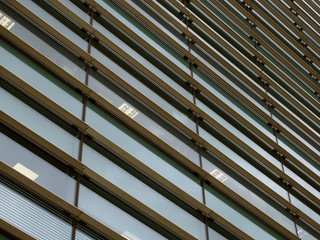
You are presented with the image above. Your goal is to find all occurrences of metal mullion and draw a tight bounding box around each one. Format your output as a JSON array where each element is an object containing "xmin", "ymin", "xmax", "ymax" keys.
[
  {"xmin": 0, "ymin": 45, "xmax": 318, "ymax": 238},
  {"xmin": 262, "ymin": 57, "xmax": 299, "ymax": 236},
  {"xmin": 0, "ymin": 106, "xmax": 198, "ymax": 240},
  {"xmin": 147, "ymin": 0, "xmax": 320, "ymax": 142},
  {"xmin": 72, "ymin": 7, "xmax": 94, "ymax": 240},
  {"xmin": 218, "ymin": 0, "xmax": 320, "ymax": 83},
  {"xmin": 305, "ymin": 0, "xmax": 320, "ymax": 17},
  {"xmin": 0, "ymin": 92, "xmax": 252, "ymax": 240},
  {"xmin": 149, "ymin": 0, "xmax": 320, "ymax": 116},
  {"xmin": 2, "ymin": 2, "xmax": 319, "ymax": 212},
  {"xmin": 183, "ymin": 5, "xmax": 209, "ymax": 239},
  {"xmin": 0, "ymin": 73, "xmax": 298, "ymax": 240},
  {"xmin": 200, "ymin": 0, "xmax": 320, "ymax": 99},
  {"xmin": 291, "ymin": 0, "xmax": 320, "ymax": 31},
  {"xmin": 77, "ymin": 0, "xmax": 320, "ymax": 168},
  {"xmin": 253, "ymin": 0, "xmax": 320, "ymax": 61},
  {"xmin": 178, "ymin": 0, "xmax": 320, "ymax": 129},
  {"xmin": 0, "ymin": 155, "xmax": 125, "ymax": 240},
  {"xmin": 269, "ymin": 0, "xmax": 320, "ymax": 53}
]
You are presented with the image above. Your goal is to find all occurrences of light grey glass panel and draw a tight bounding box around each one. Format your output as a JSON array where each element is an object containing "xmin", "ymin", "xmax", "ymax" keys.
[
  {"xmin": 78, "ymin": 180, "xmax": 167, "ymax": 240},
  {"xmin": 204, "ymin": 184, "xmax": 286, "ymax": 240},
  {"xmin": 128, "ymin": 0, "xmax": 188, "ymax": 51},
  {"xmin": 277, "ymin": 134, "xmax": 320, "ymax": 184},
  {"xmin": 85, "ymin": 102, "xmax": 202, "ymax": 201},
  {"xmin": 290, "ymin": 193, "xmax": 320, "ymax": 224},
  {"xmin": 201, "ymin": 151, "xmax": 295, "ymax": 233},
  {"xmin": 0, "ymin": 178, "xmax": 73, "ymax": 240},
  {"xmin": 208, "ymin": 229, "xmax": 228, "ymax": 240},
  {"xmin": 0, "ymin": 130, "xmax": 76, "ymax": 203},
  {"xmin": 208, "ymin": 226, "xmax": 229, "ymax": 240},
  {"xmin": 82, "ymin": 141, "xmax": 206, "ymax": 239},
  {"xmin": 0, "ymin": 2, "xmax": 86, "ymax": 83},
  {"xmin": 15, "ymin": 0, "xmax": 88, "ymax": 50},
  {"xmin": 88, "ymin": 70, "xmax": 198, "ymax": 164},
  {"xmin": 196, "ymin": 94, "xmax": 281, "ymax": 169},
  {"xmin": 283, "ymin": 164, "xmax": 320, "ymax": 200},
  {"xmin": 90, "ymin": 43, "xmax": 195, "ymax": 130},
  {"xmin": 194, "ymin": 0, "xmax": 252, "ymax": 43},
  {"xmin": 76, "ymin": 223, "xmax": 105, "ymax": 240},
  {"xmin": 296, "ymin": 217, "xmax": 320, "ymax": 240},
  {"xmin": 193, "ymin": 69, "xmax": 276, "ymax": 141},
  {"xmin": 0, "ymin": 84, "xmax": 79, "ymax": 158},
  {"xmin": 272, "ymin": 109, "xmax": 320, "ymax": 156},
  {"xmin": 95, "ymin": 0, "xmax": 190, "ymax": 59},
  {"xmin": 0, "ymin": 40, "xmax": 83, "ymax": 119},
  {"xmin": 76, "ymin": 230, "xmax": 96, "ymax": 240},
  {"xmin": 58, "ymin": 0, "xmax": 91, "ymax": 22},
  {"xmin": 91, "ymin": 14, "xmax": 193, "ymax": 102}
]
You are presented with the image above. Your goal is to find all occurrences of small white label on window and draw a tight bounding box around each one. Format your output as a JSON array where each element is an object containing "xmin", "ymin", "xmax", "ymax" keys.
[
  {"xmin": 13, "ymin": 163, "xmax": 39, "ymax": 180},
  {"xmin": 0, "ymin": 14, "xmax": 15, "ymax": 30},
  {"xmin": 210, "ymin": 169, "xmax": 228, "ymax": 183},
  {"xmin": 118, "ymin": 103, "xmax": 138, "ymax": 119}
]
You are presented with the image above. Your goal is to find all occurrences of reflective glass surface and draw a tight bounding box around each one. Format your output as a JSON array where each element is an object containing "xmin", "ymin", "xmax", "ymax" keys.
[
  {"xmin": 0, "ymin": 128, "xmax": 76, "ymax": 203},
  {"xmin": 82, "ymin": 139, "xmax": 206, "ymax": 239},
  {"xmin": 78, "ymin": 178, "xmax": 168, "ymax": 240},
  {"xmin": 15, "ymin": 0, "xmax": 88, "ymax": 50},
  {"xmin": 204, "ymin": 184, "xmax": 286, "ymax": 240},
  {"xmin": 0, "ymin": 2, "xmax": 86, "ymax": 83},
  {"xmin": 88, "ymin": 70, "xmax": 199, "ymax": 164},
  {"xmin": 0, "ymin": 39, "xmax": 83, "ymax": 119},
  {"xmin": 85, "ymin": 101, "xmax": 202, "ymax": 201},
  {"xmin": 0, "ymin": 81, "xmax": 80, "ymax": 158}
]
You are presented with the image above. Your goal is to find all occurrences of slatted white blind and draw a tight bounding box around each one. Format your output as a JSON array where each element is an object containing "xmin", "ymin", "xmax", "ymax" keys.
[{"xmin": 0, "ymin": 178, "xmax": 72, "ymax": 240}]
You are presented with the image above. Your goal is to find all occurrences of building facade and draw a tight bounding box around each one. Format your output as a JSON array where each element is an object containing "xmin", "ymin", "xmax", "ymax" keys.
[{"xmin": 0, "ymin": 0, "xmax": 319, "ymax": 239}]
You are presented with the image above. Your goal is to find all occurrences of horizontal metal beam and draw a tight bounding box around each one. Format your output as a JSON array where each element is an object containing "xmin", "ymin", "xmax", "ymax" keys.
[
  {"xmin": 76, "ymin": 0, "xmax": 320, "ymax": 185},
  {"xmin": 267, "ymin": 0, "xmax": 320, "ymax": 50},
  {"xmin": 149, "ymin": 0, "xmax": 320, "ymax": 137},
  {"xmin": 187, "ymin": 0, "xmax": 320, "ymax": 125},
  {"xmin": 249, "ymin": 0, "xmax": 320, "ymax": 61},
  {"xmin": 0, "ymin": 111, "xmax": 198, "ymax": 240},
  {"xmin": 0, "ymin": 80, "xmax": 253, "ymax": 240},
  {"xmin": 1, "ymin": 1, "xmax": 319, "ymax": 227},
  {"xmin": 1, "ymin": 0, "xmax": 318, "ymax": 234},
  {"xmin": 0, "ymin": 54, "xmax": 314, "ymax": 240},
  {"xmin": 0, "ymin": 218, "xmax": 37, "ymax": 240},
  {"xmin": 224, "ymin": 0, "xmax": 320, "ymax": 86},
  {"xmin": 0, "ymin": 159, "xmax": 126, "ymax": 240},
  {"xmin": 102, "ymin": 0, "xmax": 320, "ymax": 163},
  {"xmin": 290, "ymin": 0, "xmax": 320, "ymax": 32}
]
